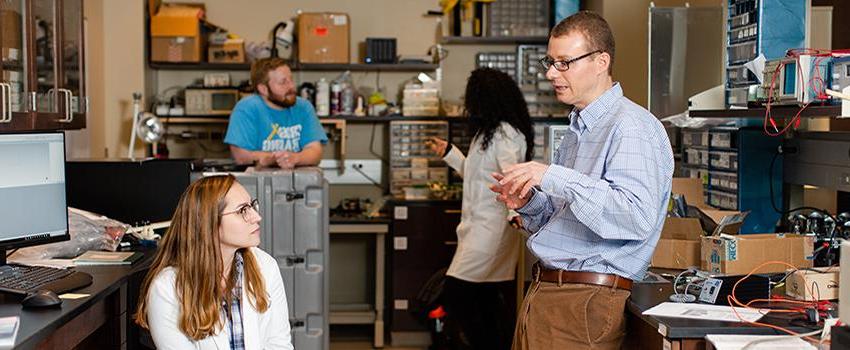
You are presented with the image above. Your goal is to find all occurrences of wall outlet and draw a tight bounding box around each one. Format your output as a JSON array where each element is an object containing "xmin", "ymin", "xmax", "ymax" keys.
[{"xmin": 319, "ymin": 159, "xmax": 382, "ymax": 185}]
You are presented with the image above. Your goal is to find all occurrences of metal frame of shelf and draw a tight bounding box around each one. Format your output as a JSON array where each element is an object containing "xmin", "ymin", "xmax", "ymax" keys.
[
  {"xmin": 688, "ymin": 105, "xmax": 842, "ymax": 119},
  {"xmin": 157, "ymin": 115, "xmax": 571, "ymax": 124},
  {"xmin": 149, "ymin": 62, "xmax": 439, "ymax": 72},
  {"xmin": 440, "ymin": 36, "xmax": 548, "ymax": 45}
]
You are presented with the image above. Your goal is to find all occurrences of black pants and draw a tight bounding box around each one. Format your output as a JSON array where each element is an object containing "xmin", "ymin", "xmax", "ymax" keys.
[{"xmin": 442, "ymin": 276, "xmax": 516, "ymax": 350}]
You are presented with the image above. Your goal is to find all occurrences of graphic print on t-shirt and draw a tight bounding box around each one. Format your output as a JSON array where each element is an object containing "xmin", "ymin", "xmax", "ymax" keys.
[{"xmin": 262, "ymin": 123, "xmax": 303, "ymax": 152}]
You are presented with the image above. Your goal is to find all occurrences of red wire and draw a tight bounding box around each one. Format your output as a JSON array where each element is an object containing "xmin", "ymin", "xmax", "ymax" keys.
[{"xmin": 761, "ymin": 47, "xmax": 840, "ymax": 137}]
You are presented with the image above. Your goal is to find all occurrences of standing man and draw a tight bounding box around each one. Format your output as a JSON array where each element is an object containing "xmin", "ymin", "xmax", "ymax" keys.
[
  {"xmin": 225, "ymin": 58, "xmax": 327, "ymax": 168},
  {"xmin": 490, "ymin": 11, "xmax": 674, "ymax": 350}
]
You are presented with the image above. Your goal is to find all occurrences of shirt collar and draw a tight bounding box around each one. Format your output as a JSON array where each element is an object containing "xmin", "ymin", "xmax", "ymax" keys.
[{"xmin": 569, "ymin": 82, "xmax": 622, "ymax": 133}]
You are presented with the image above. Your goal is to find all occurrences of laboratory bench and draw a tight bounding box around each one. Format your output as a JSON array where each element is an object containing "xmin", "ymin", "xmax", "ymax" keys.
[{"xmin": 625, "ymin": 272, "xmax": 825, "ymax": 350}]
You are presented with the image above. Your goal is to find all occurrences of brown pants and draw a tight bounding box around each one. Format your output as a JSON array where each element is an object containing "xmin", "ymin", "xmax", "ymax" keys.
[{"xmin": 512, "ymin": 279, "xmax": 631, "ymax": 350}]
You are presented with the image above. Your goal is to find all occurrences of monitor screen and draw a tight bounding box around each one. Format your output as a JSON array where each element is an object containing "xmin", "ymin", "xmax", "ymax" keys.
[
  {"xmin": 784, "ymin": 62, "xmax": 797, "ymax": 96},
  {"xmin": 0, "ymin": 133, "xmax": 68, "ymax": 250}
]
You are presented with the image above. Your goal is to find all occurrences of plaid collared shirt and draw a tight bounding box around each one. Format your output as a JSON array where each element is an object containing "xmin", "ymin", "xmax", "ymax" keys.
[
  {"xmin": 516, "ymin": 83, "xmax": 674, "ymax": 281},
  {"xmin": 223, "ymin": 252, "xmax": 246, "ymax": 350}
]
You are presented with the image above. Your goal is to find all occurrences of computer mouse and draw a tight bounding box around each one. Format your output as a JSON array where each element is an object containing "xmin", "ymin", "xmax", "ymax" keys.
[{"xmin": 22, "ymin": 290, "xmax": 62, "ymax": 308}]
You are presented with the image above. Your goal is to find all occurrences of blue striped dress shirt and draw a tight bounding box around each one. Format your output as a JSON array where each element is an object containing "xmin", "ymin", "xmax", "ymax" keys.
[{"xmin": 516, "ymin": 83, "xmax": 674, "ymax": 281}]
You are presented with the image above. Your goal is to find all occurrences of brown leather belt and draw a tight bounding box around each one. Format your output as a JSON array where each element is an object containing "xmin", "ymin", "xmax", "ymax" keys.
[{"xmin": 533, "ymin": 263, "xmax": 633, "ymax": 291}]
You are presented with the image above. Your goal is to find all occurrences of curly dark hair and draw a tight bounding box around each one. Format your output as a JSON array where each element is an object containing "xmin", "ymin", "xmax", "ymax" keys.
[{"xmin": 464, "ymin": 68, "xmax": 534, "ymax": 161}]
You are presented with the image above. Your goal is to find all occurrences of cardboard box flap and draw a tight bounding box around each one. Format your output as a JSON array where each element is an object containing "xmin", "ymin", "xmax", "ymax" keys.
[
  {"xmin": 150, "ymin": 5, "xmax": 205, "ymax": 37},
  {"xmin": 672, "ymin": 177, "xmax": 743, "ymax": 234},
  {"xmin": 672, "ymin": 178, "xmax": 706, "ymax": 209},
  {"xmin": 661, "ymin": 218, "xmax": 703, "ymax": 240}
]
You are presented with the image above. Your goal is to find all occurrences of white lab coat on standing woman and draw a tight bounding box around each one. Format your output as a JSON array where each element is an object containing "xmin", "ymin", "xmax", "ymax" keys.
[{"xmin": 442, "ymin": 122, "xmax": 526, "ymax": 282}]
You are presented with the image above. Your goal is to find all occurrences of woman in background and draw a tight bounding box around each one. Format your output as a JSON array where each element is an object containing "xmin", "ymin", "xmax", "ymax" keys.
[
  {"xmin": 426, "ymin": 67, "xmax": 535, "ymax": 350},
  {"xmin": 135, "ymin": 175, "xmax": 293, "ymax": 349}
]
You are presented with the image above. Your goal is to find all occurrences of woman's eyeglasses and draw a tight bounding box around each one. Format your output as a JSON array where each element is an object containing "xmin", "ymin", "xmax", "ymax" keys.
[{"xmin": 221, "ymin": 198, "xmax": 260, "ymax": 222}]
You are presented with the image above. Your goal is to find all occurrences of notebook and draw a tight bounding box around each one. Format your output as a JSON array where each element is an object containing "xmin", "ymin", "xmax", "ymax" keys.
[{"xmin": 73, "ymin": 251, "xmax": 143, "ymax": 266}]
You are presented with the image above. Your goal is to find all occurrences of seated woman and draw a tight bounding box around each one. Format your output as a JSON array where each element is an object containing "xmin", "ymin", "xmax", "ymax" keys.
[{"xmin": 135, "ymin": 174, "xmax": 293, "ymax": 349}]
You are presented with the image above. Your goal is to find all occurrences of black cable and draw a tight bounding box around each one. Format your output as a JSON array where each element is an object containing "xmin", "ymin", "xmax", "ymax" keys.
[
  {"xmin": 768, "ymin": 149, "xmax": 837, "ymax": 223},
  {"xmin": 369, "ymin": 123, "xmax": 390, "ymax": 165},
  {"xmin": 6, "ymin": 249, "xmax": 18, "ymax": 257},
  {"xmin": 769, "ymin": 151, "xmax": 782, "ymax": 214},
  {"xmin": 353, "ymin": 165, "xmax": 383, "ymax": 189}
]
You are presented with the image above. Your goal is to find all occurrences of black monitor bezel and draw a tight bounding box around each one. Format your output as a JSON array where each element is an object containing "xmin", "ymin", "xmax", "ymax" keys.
[{"xmin": 0, "ymin": 131, "xmax": 70, "ymax": 252}]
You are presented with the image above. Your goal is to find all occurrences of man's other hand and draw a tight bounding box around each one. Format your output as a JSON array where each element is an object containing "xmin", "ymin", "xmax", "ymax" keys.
[
  {"xmin": 499, "ymin": 161, "xmax": 549, "ymax": 199},
  {"xmin": 490, "ymin": 173, "xmax": 531, "ymax": 209},
  {"xmin": 275, "ymin": 151, "xmax": 299, "ymax": 169}
]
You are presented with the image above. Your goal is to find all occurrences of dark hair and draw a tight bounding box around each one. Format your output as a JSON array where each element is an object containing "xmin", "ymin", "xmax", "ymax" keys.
[
  {"xmin": 250, "ymin": 57, "xmax": 290, "ymax": 91},
  {"xmin": 551, "ymin": 10, "xmax": 615, "ymax": 74},
  {"xmin": 464, "ymin": 68, "xmax": 534, "ymax": 161}
]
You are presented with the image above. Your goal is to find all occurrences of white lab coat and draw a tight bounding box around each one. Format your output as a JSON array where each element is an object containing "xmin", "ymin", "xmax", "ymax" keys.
[
  {"xmin": 146, "ymin": 247, "xmax": 294, "ymax": 350},
  {"xmin": 443, "ymin": 122, "xmax": 526, "ymax": 282}
]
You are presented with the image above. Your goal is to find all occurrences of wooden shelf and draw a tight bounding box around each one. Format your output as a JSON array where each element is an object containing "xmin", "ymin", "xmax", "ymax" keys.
[
  {"xmin": 149, "ymin": 62, "xmax": 252, "ymax": 71},
  {"xmin": 158, "ymin": 116, "xmax": 228, "ymax": 124},
  {"xmin": 688, "ymin": 105, "xmax": 841, "ymax": 119},
  {"xmin": 440, "ymin": 36, "xmax": 548, "ymax": 45},
  {"xmin": 149, "ymin": 62, "xmax": 438, "ymax": 72},
  {"xmin": 1, "ymin": 61, "xmax": 24, "ymax": 70}
]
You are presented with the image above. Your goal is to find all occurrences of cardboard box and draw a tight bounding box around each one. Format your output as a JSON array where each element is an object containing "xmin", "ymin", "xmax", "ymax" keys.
[
  {"xmin": 701, "ymin": 234, "xmax": 814, "ymax": 275},
  {"xmin": 298, "ymin": 13, "xmax": 350, "ymax": 64},
  {"xmin": 651, "ymin": 178, "xmax": 742, "ymax": 269},
  {"xmin": 1, "ymin": 9, "xmax": 22, "ymax": 60},
  {"xmin": 208, "ymin": 38, "xmax": 244, "ymax": 63},
  {"xmin": 785, "ymin": 268, "xmax": 840, "ymax": 301},
  {"xmin": 651, "ymin": 218, "xmax": 703, "ymax": 269},
  {"xmin": 150, "ymin": 5, "xmax": 206, "ymax": 63}
]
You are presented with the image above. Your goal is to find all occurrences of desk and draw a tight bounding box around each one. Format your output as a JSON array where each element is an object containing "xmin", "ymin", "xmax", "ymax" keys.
[
  {"xmin": 8, "ymin": 249, "xmax": 154, "ymax": 349},
  {"xmin": 328, "ymin": 218, "xmax": 389, "ymax": 348},
  {"xmin": 626, "ymin": 280, "xmax": 820, "ymax": 350}
]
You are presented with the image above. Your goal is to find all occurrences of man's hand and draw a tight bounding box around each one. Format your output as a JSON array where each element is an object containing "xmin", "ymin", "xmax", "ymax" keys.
[
  {"xmin": 490, "ymin": 173, "xmax": 530, "ymax": 209},
  {"xmin": 499, "ymin": 161, "xmax": 549, "ymax": 199},
  {"xmin": 275, "ymin": 151, "xmax": 300, "ymax": 169},
  {"xmin": 425, "ymin": 137, "xmax": 448, "ymax": 156},
  {"xmin": 256, "ymin": 152, "xmax": 277, "ymax": 168}
]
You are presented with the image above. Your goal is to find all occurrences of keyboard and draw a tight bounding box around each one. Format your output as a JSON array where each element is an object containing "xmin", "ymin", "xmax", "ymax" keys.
[{"xmin": 0, "ymin": 264, "xmax": 93, "ymax": 295}]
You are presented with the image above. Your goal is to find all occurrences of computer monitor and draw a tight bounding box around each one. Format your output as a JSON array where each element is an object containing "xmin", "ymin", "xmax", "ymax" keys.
[{"xmin": 0, "ymin": 132, "xmax": 69, "ymax": 265}]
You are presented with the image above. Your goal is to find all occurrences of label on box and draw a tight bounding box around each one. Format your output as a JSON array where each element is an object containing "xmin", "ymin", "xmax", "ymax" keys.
[
  {"xmin": 314, "ymin": 26, "xmax": 328, "ymax": 36},
  {"xmin": 725, "ymin": 239, "xmax": 738, "ymax": 261},
  {"xmin": 333, "ymin": 15, "xmax": 347, "ymax": 26}
]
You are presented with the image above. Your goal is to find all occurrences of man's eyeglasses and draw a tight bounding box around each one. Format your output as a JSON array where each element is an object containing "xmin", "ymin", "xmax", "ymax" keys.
[
  {"xmin": 539, "ymin": 50, "xmax": 602, "ymax": 72},
  {"xmin": 221, "ymin": 198, "xmax": 260, "ymax": 222}
]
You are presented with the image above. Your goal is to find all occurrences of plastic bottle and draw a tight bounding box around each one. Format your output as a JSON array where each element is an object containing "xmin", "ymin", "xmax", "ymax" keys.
[
  {"xmin": 330, "ymin": 81, "xmax": 342, "ymax": 116},
  {"xmin": 316, "ymin": 78, "xmax": 330, "ymax": 116},
  {"xmin": 341, "ymin": 83, "xmax": 354, "ymax": 115}
]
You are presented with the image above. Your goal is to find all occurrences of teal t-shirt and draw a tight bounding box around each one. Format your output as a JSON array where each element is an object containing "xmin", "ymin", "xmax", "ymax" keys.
[{"xmin": 224, "ymin": 95, "xmax": 328, "ymax": 152}]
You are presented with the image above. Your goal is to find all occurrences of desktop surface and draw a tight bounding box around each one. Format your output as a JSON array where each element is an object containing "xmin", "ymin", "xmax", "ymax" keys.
[{"xmin": 5, "ymin": 248, "xmax": 155, "ymax": 348}]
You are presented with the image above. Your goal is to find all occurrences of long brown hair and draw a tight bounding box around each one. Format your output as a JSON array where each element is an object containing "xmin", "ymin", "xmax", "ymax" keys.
[{"xmin": 135, "ymin": 175, "xmax": 269, "ymax": 340}]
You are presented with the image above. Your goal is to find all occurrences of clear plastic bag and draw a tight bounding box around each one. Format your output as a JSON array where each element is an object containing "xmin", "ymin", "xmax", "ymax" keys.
[{"xmin": 9, "ymin": 208, "xmax": 129, "ymax": 260}]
